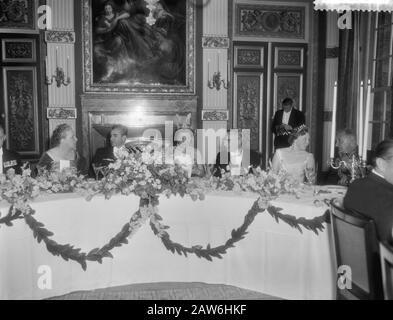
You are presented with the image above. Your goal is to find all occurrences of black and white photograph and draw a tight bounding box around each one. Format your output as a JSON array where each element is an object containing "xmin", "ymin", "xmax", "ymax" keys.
[{"xmin": 1, "ymin": 0, "xmax": 393, "ymax": 307}]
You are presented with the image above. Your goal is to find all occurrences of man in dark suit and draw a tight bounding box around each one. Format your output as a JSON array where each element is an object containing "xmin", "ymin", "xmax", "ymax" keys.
[
  {"xmin": 344, "ymin": 139, "xmax": 393, "ymax": 242},
  {"xmin": 91, "ymin": 125, "xmax": 138, "ymax": 177},
  {"xmin": 0, "ymin": 124, "xmax": 22, "ymax": 175},
  {"xmin": 272, "ymin": 98, "xmax": 306, "ymax": 149}
]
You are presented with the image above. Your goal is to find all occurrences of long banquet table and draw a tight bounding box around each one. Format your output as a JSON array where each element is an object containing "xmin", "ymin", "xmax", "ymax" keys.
[{"xmin": 0, "ymin": 187, "xmax": 342, "ymax": 300}]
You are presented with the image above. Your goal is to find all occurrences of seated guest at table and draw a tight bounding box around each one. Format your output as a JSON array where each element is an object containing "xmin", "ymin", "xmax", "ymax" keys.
[
  {"xmin": 212, "ymin": 130, "xmax": 262, "ymax": 178},
  {"xmin": 272, "ymin": 125, "xmax": 315, "ymax": 184},
  {"xmin": 37, "ymin": 124, "xmax": 87, "ymax": 175},
  {"xmin": 0, "ymin": 124, "xmax": 22, "ymax": 175},
  {"xmin": 272, "ymin": 98, "xmax": 306, "ymax": 150},
  {"xmin": 344, "ymin": 139, "xmax": 393, "ymax": 242},
  {"xmin": 91, "ymin": 125, "xmax": 138, "ymax": 170},
  {"xmin": 324, "ymin": 129, "xmax": 362, "ymax": 186},
  {"xmin": 174, "ymin": 129, "xmax": 211, "ymax": 178}
]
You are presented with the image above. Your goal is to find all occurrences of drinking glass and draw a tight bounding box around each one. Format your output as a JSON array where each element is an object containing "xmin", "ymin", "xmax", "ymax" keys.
[{"xmin": 305, "ymin": 166, "xmax": 316, "ymax": 185}]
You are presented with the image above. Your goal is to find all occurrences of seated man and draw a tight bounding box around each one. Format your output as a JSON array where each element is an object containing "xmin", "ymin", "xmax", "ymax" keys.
[
  {"xmin": 324, "ymin": 129, "xmax": 363, "ymax": 186},
  {"xmin": 212, "ymin": 130, "xmax": 262, "ymax": 178},
  {"xmin": 344, "ymin": 139, "xmax": 393, "ymax": 242},
  {"xmin": 91, "ymin": 125, "xmax": 137, "ymax": 177},
  {"xmin": 0, "ymin": 124, "xmax": 22, "ymax": 175}
]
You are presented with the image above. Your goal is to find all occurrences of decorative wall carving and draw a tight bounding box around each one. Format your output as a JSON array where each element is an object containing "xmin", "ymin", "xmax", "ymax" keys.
[
  {"xmin": 234, "ymin": 46, "xmax": 263, "ymax": 68},
  {"xmin": 47, "ymin": 108, "xmax": 77, "ymax": 119},
  {"xmin": 1, "ymin": 39, "xmax": 36, "ymax": 62},
  {"xmin": 235, "ymin": 73, "xmax": 262, "ymax": 150},
  {"xmin": 202, "ymin": 110, "xmax": 229, "ymax": 121},
  {"xmin": 275, "ymin": 48, "xmax": 304, "ymax": 68},
  {"xmin": 202, "ymin": 36, "xmax": 230, "ymax": 49},
  {"xmin": 3, "ymin": 67, "xmax": 39, "ymax": 155},
  {"xmin": 45, "ymin": 31, "xmax": 76, "ymax": 44},
  {"xmin": 274, "ymin": 73, "xmax": 303, "ymax": 111},
  {"xmin": 234, "ymin": 2, "xmax": 307, "ymax": 40},
  {"xmin": 0, "ymin": 0, "xmax": 36, "ymax": 31}
]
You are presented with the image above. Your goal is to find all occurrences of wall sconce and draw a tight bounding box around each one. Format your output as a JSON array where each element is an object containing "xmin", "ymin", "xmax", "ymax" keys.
[
  {"xmin": 45, "ymin": 48, "xmax": 71, "ymax": 88},
  {"xmin": 207, "ymin": 56, "xmax": 230, "ymax": 91},
  {"xmin": 45, "ymin": 66, "xmax": 71, "ymax": 87},
  {"xmin": 208, "ymin": 71, "xmax": 229, "ymax": 91}
]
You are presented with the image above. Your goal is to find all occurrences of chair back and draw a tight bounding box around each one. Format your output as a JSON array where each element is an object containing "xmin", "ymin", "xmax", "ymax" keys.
[
  {"xmin": 330, "ymin": 199, "xmax": 383, "ymax": 300},
  {"xmin": 379, "ymin": 241, "xmax": 393, "ymax": 300}
]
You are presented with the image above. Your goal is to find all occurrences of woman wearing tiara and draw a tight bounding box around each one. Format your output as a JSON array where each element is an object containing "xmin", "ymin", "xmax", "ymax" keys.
[{"xmin": 272, "ymin": 126, "xmax": 316, "ymax": 184}]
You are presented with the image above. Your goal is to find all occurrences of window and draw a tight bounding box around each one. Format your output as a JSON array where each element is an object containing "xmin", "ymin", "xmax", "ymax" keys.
[{"xmin": 371, "ymin": 12, "xmax": 393, "ymax": 147}]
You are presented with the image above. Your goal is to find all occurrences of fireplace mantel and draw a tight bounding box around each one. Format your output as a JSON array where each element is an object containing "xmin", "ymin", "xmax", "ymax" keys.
[{"xmin": 81, "ymin": 95, "xmax": 198, "ymax": 161}]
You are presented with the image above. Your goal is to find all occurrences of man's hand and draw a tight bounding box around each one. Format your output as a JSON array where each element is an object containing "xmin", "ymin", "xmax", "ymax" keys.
[{"xmin": 282, "ymin": 124, "xmax": 293, "ymax": 131}]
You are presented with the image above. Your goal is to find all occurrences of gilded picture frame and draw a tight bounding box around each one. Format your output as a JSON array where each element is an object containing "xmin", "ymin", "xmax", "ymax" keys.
[{"xmin": 82, "ymin": 0, "xmax": 196, "ymax": 94}]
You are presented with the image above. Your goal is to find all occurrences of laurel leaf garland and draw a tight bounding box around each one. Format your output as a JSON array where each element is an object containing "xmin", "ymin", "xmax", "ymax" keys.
[
  {"xmin": 22, "ymin": 205, "xmax": 140, "ymax": 271},
  {"xmin": 0, "ymin": 206, "xmax": 24, "ymax": 228},
  {"xmin": 150, "ymin": 198, "xmax": 330, "ymax": 261}
]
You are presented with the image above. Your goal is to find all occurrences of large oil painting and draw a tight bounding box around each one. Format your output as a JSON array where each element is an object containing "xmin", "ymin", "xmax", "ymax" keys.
[{"xmin": 83, "ymin": 0, "xmax": 195, "ymax": 94}]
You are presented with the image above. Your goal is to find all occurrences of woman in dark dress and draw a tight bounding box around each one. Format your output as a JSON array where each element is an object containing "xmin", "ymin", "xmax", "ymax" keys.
[{"xmin": 37, "ymin": 124, "xmax": 87, "ymax": 176}]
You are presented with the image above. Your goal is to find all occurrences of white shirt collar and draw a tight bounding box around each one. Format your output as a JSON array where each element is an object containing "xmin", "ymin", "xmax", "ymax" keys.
[{"xmin": 372, "ymin": 169, "xmax": 385, "ymax": 179}]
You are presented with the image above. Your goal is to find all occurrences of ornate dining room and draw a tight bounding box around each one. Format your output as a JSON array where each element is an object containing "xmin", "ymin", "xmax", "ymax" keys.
[{"xmin": 0, "ymin": 0, "xmax": 393, "ymax": 302}]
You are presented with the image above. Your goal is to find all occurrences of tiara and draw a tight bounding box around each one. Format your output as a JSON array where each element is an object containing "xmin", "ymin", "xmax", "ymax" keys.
[{"xmin": 291, "ymin": 124, "xmax": 308, "ymax": 136}]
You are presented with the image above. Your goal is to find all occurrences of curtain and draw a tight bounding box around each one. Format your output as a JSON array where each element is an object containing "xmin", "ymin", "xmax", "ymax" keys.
[
  {"xmin": 337, "ymin": 12, "xmax": 358, "ymax": 132},
  {"xmin": 337, "ymin": 12, "xmax": 372, "ymax": 136}
]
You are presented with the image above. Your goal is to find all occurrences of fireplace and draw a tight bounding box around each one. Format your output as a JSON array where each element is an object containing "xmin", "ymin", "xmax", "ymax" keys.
[{"xmin": 81, "ymin": 95, "xmax": 198, "ymax": 161}]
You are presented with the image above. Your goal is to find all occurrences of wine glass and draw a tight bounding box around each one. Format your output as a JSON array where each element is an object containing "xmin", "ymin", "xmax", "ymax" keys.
[
  {"xmin": 92, "ymin": 164, "xmax": 104, "ymax": 180},
  {"xmin": 305, "ymin": 166, "xmax": 316, "ymax": 185}
]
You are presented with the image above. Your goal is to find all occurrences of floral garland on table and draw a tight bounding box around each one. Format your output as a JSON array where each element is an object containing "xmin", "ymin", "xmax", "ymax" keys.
[
  {"xmin": 149, "ymin": 170, "xmax": 329, "ymax": 261},
  {"xmin": 0, "ymin": 151, "xmax": 331, "ymax": 269}
]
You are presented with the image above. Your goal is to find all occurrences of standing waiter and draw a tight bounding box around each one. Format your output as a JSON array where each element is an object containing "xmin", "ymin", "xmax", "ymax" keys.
[{"xmin": 272, "ymin": 98, "xmax": 306, "ymax": 149}]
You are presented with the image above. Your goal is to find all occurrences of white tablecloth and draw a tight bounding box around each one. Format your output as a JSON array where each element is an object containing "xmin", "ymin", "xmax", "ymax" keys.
[{"xmin": 0, "ymin": 188, "xmax": 341, "ymax": 300}]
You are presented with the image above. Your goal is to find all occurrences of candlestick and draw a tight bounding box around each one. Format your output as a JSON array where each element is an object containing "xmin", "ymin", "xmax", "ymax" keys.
[
  {"xmin": 55, "ymin": 46, "xmax": 58, "ymax": 68},
  {"xmin": 207, "ymin": 59, "xmax": 210, "ymax": 80},
  {"xmin": 330, "ymin": 81, "xmax": 338, "ymax": 159},
  {"xmin": 362, "ymin": 80, "xmax": 372, "ymax": 161},
  {"xmin": 45, "ymin": 56, "xmax": 49, "ymax": 78},
  {"xmin": 359, "ymin": 81, "xmax": 364, "ymax": 158},
  {"xmin": 67, "ymin": 56, "xmax": 69, "ymax": 78}
]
